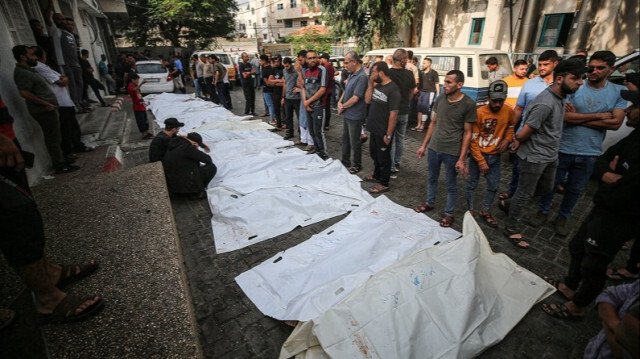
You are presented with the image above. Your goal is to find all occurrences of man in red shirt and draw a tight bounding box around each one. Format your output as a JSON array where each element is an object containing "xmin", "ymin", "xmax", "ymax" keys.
[
  {"xmin": 128, "ymin": 73, "xmax": 152, "ymax": 139},
  {"xmin": 320, "ymin": 54, "xmax": 335, "ymax": 130}
]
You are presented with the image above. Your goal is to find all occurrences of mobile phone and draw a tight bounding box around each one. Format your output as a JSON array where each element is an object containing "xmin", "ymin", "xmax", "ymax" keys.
[{"xmin": 20, "ymin": 150, "xmax": 35, "ymax": 168}]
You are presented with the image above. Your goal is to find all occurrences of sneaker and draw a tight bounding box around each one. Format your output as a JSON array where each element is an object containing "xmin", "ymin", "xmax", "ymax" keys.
[
  {"xmin": 555, "ymin": 217, "xmax": 570, "ymax": 236},
  {"xmin": 390, "ymin": 167, "xmax": 399, "ymax": 174},
  {"xmin": 527, "ymin": 211, "xmax": 548, "ymax": 227},
  {"xmin": 55, "ymin": 165, "xmax": 80, "ymax": 174},
  {"xmin": 390, "ymin": 174, "xmax": 398, "ymax": 179}
]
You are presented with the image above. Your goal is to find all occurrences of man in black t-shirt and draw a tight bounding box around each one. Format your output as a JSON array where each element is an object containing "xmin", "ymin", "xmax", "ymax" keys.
[
  {"xmin": 269, "ymin": 55, "xmax": 285, "ymax": 128},
  {"xmin": 238, "ymin": 52, "xmax": 256, "ymax": 115},
  {"xmin": 260, "ymin": 54, "xmax": 276, "ymax": 121},
  {"xmin": 363, "ymin": 61, "xmax": 400, "ymax": 194},
  {"xmin": 387, "ymin": 49, "xmax": 416, "ymax": 175}
]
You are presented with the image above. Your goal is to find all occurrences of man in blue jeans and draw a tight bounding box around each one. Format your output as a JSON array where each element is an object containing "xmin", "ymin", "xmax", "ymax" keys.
[
  {"xmin": 465, "ymin": 80, "xmax": 514, "ymax": 228},
  {"xmin": 415, "ymin": 70, "xmax": 476, "ymax": 228},
  {"xmin": 388, "ymin": 49, "xmax": 416, "ymax": 176},
  {"xmin": 533, "ymin": 51, "xmax": 627, "ymax": 236},
  {"xmin": 260, "ymin": 54, "xmax": 275, "ymax": 121},
  {"xmin": 338, "ymin": 51, "xmax": 368, "ymax": 174}
]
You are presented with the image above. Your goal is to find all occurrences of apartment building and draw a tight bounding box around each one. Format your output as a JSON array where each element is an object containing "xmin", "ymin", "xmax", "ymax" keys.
[{"xmin": 234, "ymin": 0, "xmax": 323, "ymax": 42}]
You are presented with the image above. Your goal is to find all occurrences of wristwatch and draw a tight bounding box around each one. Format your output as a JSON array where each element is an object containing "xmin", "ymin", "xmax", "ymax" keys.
[{"xmin": 385, "ymin": 135, "xmax": 392, "ymax": 140}]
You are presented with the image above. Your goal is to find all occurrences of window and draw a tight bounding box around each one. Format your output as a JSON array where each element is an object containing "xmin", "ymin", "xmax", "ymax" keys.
[
  {"xmin": 315, "ymin": 19, "xmax": 321, "ymax": 25},
  {"xmin": 428, "ymin": 56, "xmax": 460, "ymax": 76},
  {"xmin": 468, "ymin": 18, "xmax": 484, "ymax": 45},
  {"xmin": 248, "ymin": 20, "xmax": 252, "ymax": 26},
  {"xmin": 263, "ymin": 34, "xmax": 268, "ymax": 39},
  {"xmin": 284, "ymin": 19, "xmax": 293, "ymax": 28},
  {"xmin": 290, "ymin": 0, "xmax": 296, "ymax": 8},
  {"xmin": 277, "ymin": 4, "xmax": 283, "ymax": 10},
  {"xmin": 239, "ymin": 24, "xmax": 246, "ymax": 31},
  {"xmin": 467, "ymin": 58, "xmax": 473, "ymax": 78},
  {"xmin": 262, "ymin": 17, "xmax": 266, "ymax": 24},
  {"xmin": 300, "ymin": 20, "xmax": 307, "ymax": 27},
  {"xmin": 251, "ymin": 7, "xmax": 254, "ymax": 14},
  {"xmin": 277, "ymin": 20, "xmax": 282, "ymax": 23},
  {"xmin": 137, "ymin": 63, "xmax": 168, "ymax": 74},
  {"xmin": 538, "ymin": 13, "xmax": 574, "ymax": 47},
  {"xmin": 479, "ymin": 54, "xmax": 512, "ymax": 79},
  {"xmin": 278, "ymin": 33, "xmax": 281, "ymax": 38}
]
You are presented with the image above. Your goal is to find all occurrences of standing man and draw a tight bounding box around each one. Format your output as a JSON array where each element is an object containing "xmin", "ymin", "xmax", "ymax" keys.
[
  {"xmin": 502, "ymin": 59, "xmax": 529, "ymax": 109},
  {"xmin": 238, "ymin": 52, "xmax": 256, "ymax": 115},
  {"xmin": 363, "ymin": 61, "xmax": 400, "ymax": 194},
  {"xmin": 301, "ymin": 50, "xmax": 328, "ymax": 160},
  {"xmin": 29, "ymin": 18, "xmax": 58, "ymax": 71},
  {"xmin": 203, "ymin": 55, "xmax": 218, "ymax": 103},
  {"xmin": 535, "ymin": 51, "xmax": 627, "ymax": 236},
  {"xmin": 80, "ymin": 49, "xmax": 107, "ymax": 107},
  {"xmin": 338, "ymin": 51, "xmax": 368, "ymax": 174},
  {"xmin": 541, "ymin": 89, "xmax": 639, "ymax": 320},
  {"xmin": 485, "ymin": 57, "xmax": 510, "ymax": 83},
  {"xmin": 320, "ymin": 54, "xmax": 335, "ymax": 130},
  {"xmin": 43, "ymin": 0, "xmax": 65, "ymax": 74},
  {"xmin": 498, "ymin": 50, "xmax": 559, "ymax": 201},
  {"xmin": 282, "ymin": 57, "xmax": 300, "ymax": 141},
  {"xmin": 251, "ymin": 54, "xmax": 261, "ymax": 89},
  {"xmin": 194, "ymin": 55, "xmax": 204, "ymax": 99},
  {"xmin": 269, "ymin": 55, "xmax": 285, "ymax": 129},
  {"xmin": 500, "ymin": 59, "xmax": 587, "ymax": 248},
  {"xmin": 413, "ymin": 57, "xmax": 439, "ymax": 132},
  {"xmin": 13, "ymin": 45, "xmax": 77, "ymax": 173},
  {"xmin": 387, "ymin": 49, "xmax": 416, "ymax": 176},
  {"xmin": 295, "ymin": 50, "xmax": 314, "ymax": 150},
  {"xmin": 127, "ymin": 73, "xmax": 152, "ymax": 140},
  {"xmin": 260, "ymin": 54, "xmax": 276, "ymax": 122},
  {"xmin": 60, "ymin": 16, "xmax": 83, "ymax": 109},
  {"xmin": 414, "ymin": 70, "xmax": 476, "ymax": 228},
  {"xmin": 167, "ymin": 58, "xmax": 186, "ymax": 94},
  {"xmin": 465, "ymin": 80, "xmax": 514, "ymax": 227},
  {"xmin": 213, "ymin": 56, "xmax": 229, "ymax": 109},
  {"xmin": 98, "ymin": 54, "xmax": 116, "ymax": 95}
]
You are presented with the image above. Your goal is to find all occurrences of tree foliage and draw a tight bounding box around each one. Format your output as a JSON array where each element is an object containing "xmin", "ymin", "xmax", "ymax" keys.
[
  {"xmin": 287, "ymin": 29, "xmax": 332, "ymax": 54},
  {"xmin": 312, "ymin": 0, "xmax": 416, "ymax": 51},
  {"xmin": 123, "ymin": 0, "xmax": 237, "ymax": 48}
]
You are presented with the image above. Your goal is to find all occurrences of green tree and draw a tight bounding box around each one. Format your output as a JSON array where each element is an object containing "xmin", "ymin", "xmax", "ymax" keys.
[
  {"xmin": 287, "ymin": 28, "xmax": 332, "ymax": 54},
  {"xmin": 123, "ymin": 0, "xmax": 237, "ymax": 48},
  {"xmin": 313, "ymin": 0, "xmax": 415, "ymax": 51}
]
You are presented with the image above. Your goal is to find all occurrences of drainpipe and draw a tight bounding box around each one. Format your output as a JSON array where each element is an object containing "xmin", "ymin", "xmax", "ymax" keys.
[
  {"xmin": 566, "ymin": 0, "xmax": 601, "ymax": 53},
  {"xmin": 514, "ymin": 0, "xmax": 543, "ymax": 53}
]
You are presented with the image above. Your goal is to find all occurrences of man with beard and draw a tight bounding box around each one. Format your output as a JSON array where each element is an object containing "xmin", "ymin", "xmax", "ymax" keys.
[
  {"xmin": 500, "ymin": 59, "xmax": 588, "ymax": 248},
  {"xmin": 465, "ymin": 80, "xmax": 514, "ymax": 228},
  {"xmin": 294, "ymin": 50, "xmax": 314, "ymax": 149},
  {"xmin": 13, "ymin": 45, "xmax": 78, "ymax": 173},
  {"xmin": 387, "ymin": 49, "xmax": 416, "ymax": 176},
  {"xmin": 282, "ymin": 57, "xmax": 300, "ymax": 140},
  {"xmin": 338, "ymin": 51, "xmax": 368, "ymax": 174},
  {"xmin": 363, "ymin": 61, "xmax": 400, "ymax": 194},
  {"xmin": 535, "ymin": 51, "xmax": 627, "ymax": 236},
  {"xmin": 238, "ymin": 52, "xmax": 256, "ymax": 115},
  {"xmin": 541, "ymin": 89, "xmax": 639, "ymax": 320},
  {"xmin": 301, "ymin": 50, "xmax": 328, "ymax": 159}
]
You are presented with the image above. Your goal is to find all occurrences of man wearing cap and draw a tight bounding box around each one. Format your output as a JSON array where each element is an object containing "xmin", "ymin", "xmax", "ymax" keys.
[
  {"xmin": 541, "ymin": 89, "xmax": 639, "ymax": 320},
  {"xmin": 535, "ymin": 51, "xmax": 627, "ymax": 236},
  {"xmin": 319, "ymin": 54, "xmax": 335, "ymax": 130},
  {"xmin": 149, "ymin": 118, "xmax": 184, "ymax": 162},
  {"xmin": 465, "ymin": 80, "xmax": 514, "ymax": 227},
  {"xmin": 500, "ymin": 59, "xmax": 587, "ymax": 248},
  {"xmin": 162, "ymin": 132, "xmax": 217, "ymax": 199}
]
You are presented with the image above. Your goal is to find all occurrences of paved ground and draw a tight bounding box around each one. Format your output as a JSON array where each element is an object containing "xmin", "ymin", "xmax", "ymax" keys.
[{"xmin": 122, "ymin": 85, "xmax": 631, "ymax": 359}]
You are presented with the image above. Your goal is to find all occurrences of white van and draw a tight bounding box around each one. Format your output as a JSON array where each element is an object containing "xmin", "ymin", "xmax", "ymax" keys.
[
  {"xmin": 192, "ymin": 51, "xmax": 237, "ymax": 89},
  {"xmin": 363, "ymin": 47, "xmax": 512, "ymax": 105}
]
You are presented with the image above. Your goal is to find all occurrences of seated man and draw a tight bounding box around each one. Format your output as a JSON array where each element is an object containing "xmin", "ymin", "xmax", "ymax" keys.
[
  {"xmin": 162, "ymin": 132, "xmax": 216, "ymax": 199},
  {"xmin": 149, "ymin": 118, "xmax": 184, "ymax": 163}
]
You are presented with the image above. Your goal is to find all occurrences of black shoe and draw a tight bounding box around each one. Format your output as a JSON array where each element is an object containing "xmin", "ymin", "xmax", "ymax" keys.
[
  {"xmin": 55, "ymin": 165, "xmax": 80, "ymax": 174},
  {"xmin": 317, "ymin": 152, "xmax": 329, "ymax": 161},
  {"xmin": 283, "ymin": 135, "xmax": 294, "ymax": 140}
]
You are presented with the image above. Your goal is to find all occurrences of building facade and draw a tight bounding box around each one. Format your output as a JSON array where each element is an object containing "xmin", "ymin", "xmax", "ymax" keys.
[
  {"xmin": 0, "ymin": 0, "xmax": 125, "ymax": 183},
  {"xmin": 414, "ymin": 0, "xmax": 639, "ymax": 56},
  {"xmin": 234, "ymin": 0, "xmax": 323, "ymax": 42}
]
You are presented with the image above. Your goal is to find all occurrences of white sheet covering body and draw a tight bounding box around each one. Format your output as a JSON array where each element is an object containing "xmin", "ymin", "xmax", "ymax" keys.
[
  {"xmin": 235, "ymin": 196, "xmax": 461, "ymax": 321},
  {"xmin": 144, "ymin": 93, "xmax": 375, "ymax": 254},
  {"xmin": 279, "ymin": 213, "xmax": 556, "ymax": 359}
]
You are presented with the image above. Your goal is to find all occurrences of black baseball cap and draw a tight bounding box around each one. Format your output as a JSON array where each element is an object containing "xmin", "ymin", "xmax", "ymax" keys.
[
  {"xmin": 489, "ymin": 80, "xmax": 508, "ymax": 100},
  {"xmin": 554, "ymin": 59, "xmax": 590, "ymax": 77},
  {"xmin": 187, "ymin": 132, "xmax": 206, "ymax": 148},
  {"xmin": 621, "ymin": 90, "xmax": 639, "ymax": 106},
  {"xmin": 164, "ymin": 118, "xmax": 185, "ymax": 129}
]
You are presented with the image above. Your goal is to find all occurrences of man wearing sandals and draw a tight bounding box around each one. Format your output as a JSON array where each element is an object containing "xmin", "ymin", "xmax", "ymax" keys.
[
  {"xmin": 502, "ymin": 59, "xmax": 588, "ymax": 248},
  {"xmin": 0, "ymin": 98, "xmax": 103, "ymax": 324},
  {"xmin": 363, "ymin": 61, "xmax": 400, "ymax": 194},
  {"xmin": 415, "ymin": 70, "xmax": 476, "ymax": 228},
  {"xmin": 541, "ymin": 89, "xmax": 639, "ymax": 320},
  {"xmin": 465, "ymin": 80, "xmax": 514, "ymax": 228}
]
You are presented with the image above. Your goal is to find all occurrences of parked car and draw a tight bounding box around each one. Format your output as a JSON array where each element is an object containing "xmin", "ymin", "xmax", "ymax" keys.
[
  {"xmin": 602, "ymin": 48, "xmax": 640, "ymax": 151},
  {"xmin": 330, "ymin": 56, "xmax": 345, "ymax": 107},
  {"xmin": 192, "ymin": 51, "xmax": 237, "ymax": 89},
  {"xmin": 364, "ymin": 47, "xmax": 512, "ymax": 105},
  {"xmin": 136, "ymin": 60, "xmax": 175, "ymax": 94}
]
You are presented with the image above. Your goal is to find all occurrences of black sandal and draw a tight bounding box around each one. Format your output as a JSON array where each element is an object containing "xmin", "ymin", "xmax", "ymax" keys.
[
  {"xmin": 39, "ymin": 295, "xmax": 104, "ymax": 325},
  {"xmin": 56, "ymin": 260, "xmax": 99, "ymax": 289}
]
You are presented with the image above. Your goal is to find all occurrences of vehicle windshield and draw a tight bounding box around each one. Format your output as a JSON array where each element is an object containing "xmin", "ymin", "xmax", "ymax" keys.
[
  {"xmin": 137, "ymin": 63, "xmax": 166, "ymax": 74},
  {"xmin": 217, "ymin": 54, "xmax": 232, "ymax": 66},
  {"xmin": 330, "ymin": 58, "xmax": 344, "ymax": 70},
  {"xmin": 479, "ymin": 54, "xmax": 512, "ymax": 79}
]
